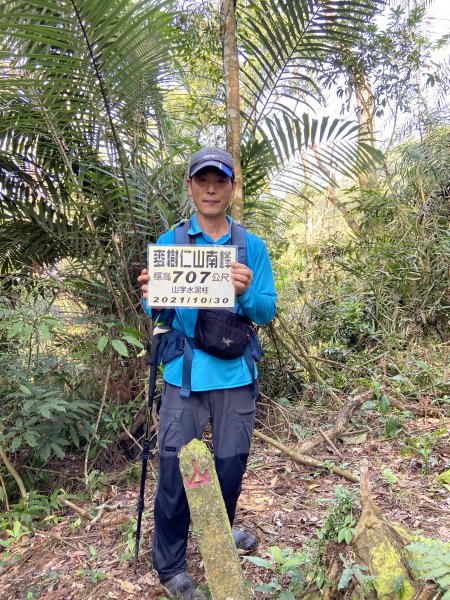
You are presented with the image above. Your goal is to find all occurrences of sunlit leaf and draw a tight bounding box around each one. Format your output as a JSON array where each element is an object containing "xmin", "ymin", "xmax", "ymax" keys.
[
  {"xmin": 111, "ymin": 339, "xmax": 128, "ymax": 357},
  {"xmin": 97, "ymin": 336, "xmax": 109, "ymax": 353}
]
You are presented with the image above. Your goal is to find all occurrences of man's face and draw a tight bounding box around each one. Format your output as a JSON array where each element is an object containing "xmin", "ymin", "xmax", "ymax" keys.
[{"xmin": 187, "ymin": 167, "xmax": 235, "ymax": 219}]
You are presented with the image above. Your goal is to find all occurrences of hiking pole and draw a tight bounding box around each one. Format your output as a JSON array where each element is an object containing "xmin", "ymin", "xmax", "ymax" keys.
[{"xmin": 134, "ymin": 325, "xmax": 169, "ymax": 573}]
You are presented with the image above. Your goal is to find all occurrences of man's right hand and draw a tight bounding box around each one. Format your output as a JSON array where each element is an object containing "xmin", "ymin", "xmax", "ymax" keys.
[{"xmin": 137, "ymin": 268, "xmax": 150, "ymax": 300}]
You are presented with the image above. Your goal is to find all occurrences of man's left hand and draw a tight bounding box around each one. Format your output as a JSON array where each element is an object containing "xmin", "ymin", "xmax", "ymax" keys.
[{"xmin": 231, "ymin": 262, "xmax": 253, "ymax": 296}]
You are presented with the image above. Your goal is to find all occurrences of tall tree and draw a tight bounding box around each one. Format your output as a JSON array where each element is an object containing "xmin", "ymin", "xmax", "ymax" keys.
[
  {"xmin": 221, "ymin": 0, "xmax": 244, "ymax": 222},
  {"xmin": 0, "ymin": 0, "xmax": 387, "ymax": 290},
  {"xmin": 174, "ymin": 0, "xmax": 384, "ymax": 231}
]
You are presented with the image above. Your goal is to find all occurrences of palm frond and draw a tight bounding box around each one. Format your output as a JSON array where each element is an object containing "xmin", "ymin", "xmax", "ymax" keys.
[
  {"xmin": 241, "ymin": 112, "xmax": 383, "ymax": 225},
  {"xmin": 238, "ymin": 0, "xmax": 384, "ymax": 133},
  {"xmin": 0, "ymin": 0, "xmax": 176, "ymax": 276}
]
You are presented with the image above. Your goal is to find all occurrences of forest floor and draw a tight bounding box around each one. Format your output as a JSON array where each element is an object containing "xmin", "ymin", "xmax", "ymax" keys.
[{"xmin": 1, "ymin": 405, "xmax": 449, "ymax": 600}]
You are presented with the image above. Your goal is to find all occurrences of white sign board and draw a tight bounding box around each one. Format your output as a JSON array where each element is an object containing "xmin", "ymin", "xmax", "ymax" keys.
[{"xmin": 147, "ymin": 245, "xmax": 236, "ymax": 308}]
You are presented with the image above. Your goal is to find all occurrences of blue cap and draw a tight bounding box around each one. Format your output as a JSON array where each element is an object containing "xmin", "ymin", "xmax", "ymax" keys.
[{"xmin": 189, "ymin": 147, "xmax": 235, "ymax": 178}]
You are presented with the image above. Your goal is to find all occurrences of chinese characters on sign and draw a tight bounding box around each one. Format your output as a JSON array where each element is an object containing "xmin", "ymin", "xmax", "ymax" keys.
[{"xmin": 147, "ymin": 245, "xmax": 237, "ymax": 308}]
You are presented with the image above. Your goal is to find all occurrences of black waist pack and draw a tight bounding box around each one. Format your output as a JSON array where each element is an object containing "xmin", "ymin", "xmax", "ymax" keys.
[{"xmin": 194, "ymin": 309, "xmax": 255, "ymax": 360}]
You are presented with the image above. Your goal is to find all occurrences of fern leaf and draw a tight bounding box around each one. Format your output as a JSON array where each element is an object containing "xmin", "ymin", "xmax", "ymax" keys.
[{"xmin": 438, "ymin": 574, "xmax": 450, "ymax": 588}]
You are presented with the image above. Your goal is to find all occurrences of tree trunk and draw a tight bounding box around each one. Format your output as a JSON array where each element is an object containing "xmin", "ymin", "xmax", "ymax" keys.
[
  {"xmin": 253, "ymin": 430, "xmax": 358, "ymax": 483},
  {"xmin": 353, "ymin": 70, "xmax": 376, "ymax": 149},
  {"xmin": 353, "ymin": 460, "xmax": 416, "ymax": 598},
  {"xmin": 339, "ymin": 459, "xmax": 450, "ymax": 599},
  {"xmin": 326, "ymin": 185, "xmax": 361, "ymax": 236},
  {"xmin": 350, "ymin": 67, "xmax": 377, "ymax": 189},
  {"xmin": 221, "ymin": 0, "xmax": 244, "ymax": 223},
  {"xmin": 179, "ymin": 439, "xmax": 249, "ymax": 600},
  {"xmin": 312, "ymin": 147, "xmax": 361, "ymax": 236}
]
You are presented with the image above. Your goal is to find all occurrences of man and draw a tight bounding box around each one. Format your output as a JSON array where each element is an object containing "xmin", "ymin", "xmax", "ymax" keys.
[{"xmin": 138, "ymin": 147, "xmax": 277, "ymax": 599}]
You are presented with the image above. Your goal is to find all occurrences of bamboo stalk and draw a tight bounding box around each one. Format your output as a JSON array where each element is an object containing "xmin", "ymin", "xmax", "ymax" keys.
[
  {"xmin": 0, "ymin": 445, "xmax": 27, "ymax": 501},
  {"xmin": 84, "ymin": 364, "xmax": 112, "ymax": 486},
  {"xmin": 270, "ymin": 321, "xmax": 343, "ymax": 406},
  {"xmin": 0, "ymin": 471, "xmax": 11, "ymax": 511}
]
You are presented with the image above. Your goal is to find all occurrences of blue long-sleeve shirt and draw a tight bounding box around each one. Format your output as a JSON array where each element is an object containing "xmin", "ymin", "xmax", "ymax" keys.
[{"xmin": 143, "ymin": 213, "xmax": 277, "ymax": 391}]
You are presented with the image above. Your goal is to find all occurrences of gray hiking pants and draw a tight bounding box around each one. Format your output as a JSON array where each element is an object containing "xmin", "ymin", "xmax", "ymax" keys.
[{"xmin": 152, "ymin": 382, "xmax": 256, "ymax": 582}]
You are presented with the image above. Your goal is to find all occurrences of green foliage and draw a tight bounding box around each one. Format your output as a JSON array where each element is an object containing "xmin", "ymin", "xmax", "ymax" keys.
[
  {"xmin": 0, "ymin": 519, "xmax": 30, "ymax": 549},
  {"xmin": 298, "ymin": 273, "xmax": 380, "ymax": 350},
  {"xmin": 245, "ymin": 545, "xmax": 309, "ymax": 598},
  {"xmin": 253, "ymin": 114, "xmax": 383, "ymax": 211},
  {"xmin": 3, "ymin": 380, "xmax": 96, "ymax": 461},
  {"xmin": 245, "ymin": 488, "xmax": 361, "ymax": 595},
  {"xmin": 356, "ymin": 132, "xmax": 450, "ymax": 340},
  {"xmin": 0, "ymin": 0, "xmax": 176, "ymax": 275},
  {"xmin": 0, "ymin": 5, "xmax": 448, "ymax": 589},
  {"xmin": 239, "ymin": 0, "xmax": 383, "ymax": 129},
  {"xmin": 74, "ymin": 315, "xmax": 145, "ymax": 360},
  {"xmin": 70, "ymin": 517, "xmax": 82, "ymax": 533},
  {"xmin": 382, "ymin": 469, "xmax": 399, "ymax": 485},
  {"xmin": 338, "ymin": 554, "xmax": 377, "ymax": 596},
  {"xmin": 9, "ymin": 490, "xmax": 63, "ymax": 525},
  {"xmin": 84, "ymin": 470, "xmax": 111, "ymax": 500},
  {"xmin": 0, "ymin": 0, "xmax": 390, "ymax": 286},
  {"xmin": 119, "ymin": 516, "xmax": 138, "ymax": 565},
  {"xmin": 361, "ymin": 381, "xmax": 404, "ymax": 438},
  {"xmin": 0, "ymin": 289, "xmax": 99, "ymax": 476},
  {"xmin": 277, "ymin": 126, "xmax": 450, "ymax": 371},
  {"xmin": 76, "ymin": 569, "xmax": 108, "ymax": 585},
  {"xmin": 0, "ymin": 489, "xmax": 64, "ymax": 569},
  {"xmin": 301, "ymin": 488, "xmax": 359, "ymax": 592},
  {"xmin": 0, "ymin": 272, "xmax": 152, "ymax": 506},
  {"xmin": 320, "ymin": 1, "xmax": 444, "ymax": 126},
  {"xmin": 318, "ymin": 486, "xmax": 358, "ymax": 545},
  {"xmin": 98, "ymin": 330, "xmax": 144, "ymax": 358},
  {"xmin": 401, "ymin": 430, "xmax": 447, "ymax": 474},
  {"xmin": 406, "ymin": 541, "xmax": 450, "ymax": 599}
]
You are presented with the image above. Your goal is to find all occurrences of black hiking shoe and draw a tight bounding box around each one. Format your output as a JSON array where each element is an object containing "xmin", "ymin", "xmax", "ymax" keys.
[
  {"xmin": 162, "ymin": 572, "xmax": 206, "ymax": 600},
  {"xmin": 232, "ymin": 528, "xmax": 258, "ymax": 554}
]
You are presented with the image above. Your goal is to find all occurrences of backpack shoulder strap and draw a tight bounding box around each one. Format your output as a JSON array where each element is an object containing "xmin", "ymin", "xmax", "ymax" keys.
[
  {"xmin": 173, "ymin": 219, "xmax": 192, "ymax": 244},
  {"xmin": 231, "ymin": 221, "xmax": 247, "ymax": 265}
]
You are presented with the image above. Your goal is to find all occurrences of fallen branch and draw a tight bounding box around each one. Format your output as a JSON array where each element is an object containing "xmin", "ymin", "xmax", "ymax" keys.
[
  {"xmin": 119, "ymin": 421, "xmax": 143, "ymax": 451},
  {"xmin": 116, "ymin": 411, "xmax": 146, "ymax": 444},
  {"xmin": 253, "ymin": 430, "xmax": 359, "ymax": 483},
  {"xmin": 389, "ymin": 395, "xmax": 444, "ymax": 418},
  {"xmin": 309, "ymin": 355, "xmax": 359, "ymax": 372},
  {"xmin": 56, "ymin": 494, "xmax": 125, "ymax": 531},
  {"xmin": 319, "ymin": 429, "xmax": 344, "ymax": 458},
  {"xmin": 298, "ymin": 390, "xmax": 374, "ymax": 454},
  {"xmin": 57, "ymin": 496, "xmax": 92, "ymax": 519},
  {"xmin": 294, "ymin": 387, "xmax": 445, "ymax": 458},
  {"xmin": 35, "ymin": 530, "xmax": 83, "ymax": 552},
  {"xmin": 86, "ymin": 500, "xmax": 124, "ymax": 531}
]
